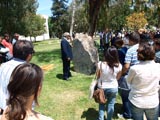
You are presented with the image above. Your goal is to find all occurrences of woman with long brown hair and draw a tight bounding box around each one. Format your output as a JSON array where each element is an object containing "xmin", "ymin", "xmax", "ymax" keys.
[
  {"xmin": 0, "ymin": 63, "xmax": 53, "ymax": 120},
  {"xmin": 96, "ymin": 46, "xmax": 122, "ymax": 120}
]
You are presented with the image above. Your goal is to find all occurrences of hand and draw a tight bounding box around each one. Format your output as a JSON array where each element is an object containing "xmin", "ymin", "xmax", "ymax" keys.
[{"xmin": 67, "ymin": 58, "xmax": 70, "ymax": 61}]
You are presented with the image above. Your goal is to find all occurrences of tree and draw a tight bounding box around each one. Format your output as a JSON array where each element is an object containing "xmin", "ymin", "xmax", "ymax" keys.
[
  {"xmin": 67, "ymin": 0, "xmax": 88, "ymax": 33},
  {"xmin": 51, "ymin": 0, "xmax": 69, "ymax": 38},
  {"xmin": 97, "ymin": 0, "xmax": 132, "ymax": 31},
  {"xmin": 88, "ymin": 0, "xmax": 105, "ymax": 36},
  {"xmin": 85, "ymin": 0, "xmax": 130, "ymax": 36},
  {"xmin": 48, "ymin": 17, "xmax": 54, "ymax": 38},
  {"xmin": 126, "ymin": 12, "xmax": 148, "ymax": 31},
  {"xmin": 21, "ymin": 13, "xmax": 46, "ymax": 41},
  {"xmin": 129, "ymin": 0, "xmax": 160, "ymax": 28},
  {"xmin": 29, "ymin": 14, "xmax": 46, "ymax": 41},
  {"xmin": 149, "ymin": 0, "xmax": 160, "ymax": 28},
  {"xmin": 69, "ymin": 0, "xmax": 76, "ymax": 37},
  {"xmin": 0, "ymin": 0, "xmax": 38, "ymax": 36}
]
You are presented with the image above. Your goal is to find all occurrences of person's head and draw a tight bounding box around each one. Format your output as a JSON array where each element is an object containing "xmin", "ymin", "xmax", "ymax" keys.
[
  {"xmin": 129, "ymin": 32, "xmax": 140, "ymax": 46},
  {"xmin": 7, "ymin": 63, "xmax": 43, "ymax": 120},
  {"xmin": 114, "ymin": 38, "xmax": 124, "ymax": 48},
  {"xmin": 138, "ymin": 28, "xmax": 146, "ymax": 34},
  {"xmin": 105, "ymin": 28, "xmax": 109, "ymax": 33},
  {"xmin": 154, "ymin": 34, "xmax": 160, "ymax": 51},
  {"xmin": 13, "ymin": 40, "xmax": 35, "ymax": 62},
  {"xmin": 4, "ymin": 33, "xmax": 10, "ymax": 41},
  {"xmin": 137, "ymin": 43, "xmax": 155, "ymax": 61},
  {"xmin": 63, "ymin": 32, "xmax": 71, "ymax": 40},
  {"xmin": 14, "ymin": 33, "xmax": 19, "ymax": 40},
  {"xmin": 139, "ymin": 33, "xmax": 152, "ymax": 44},
  {"xmin": 104, "ymin": 46, "xmax": 120, "ymax": 70}
]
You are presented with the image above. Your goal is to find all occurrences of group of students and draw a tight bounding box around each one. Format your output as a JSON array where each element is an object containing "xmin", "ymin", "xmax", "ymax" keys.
[
  {"xmin": 0, "ymin": 40, "xmax": 53, "ymax": 120},
  {"xmin": 0, "ymin": 33, "xmax": 19, "ymax": 63},
  {"xmin": 96, "ymin": 30, "xmax": 160, "ymax": 120}
]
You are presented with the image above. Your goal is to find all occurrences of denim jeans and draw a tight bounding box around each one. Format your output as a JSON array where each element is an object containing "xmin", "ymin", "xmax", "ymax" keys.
[
  {"xmin": 98, "ymin": 88, "xmax": 118, "ymax": 120},
  {"xmin": 118, "ymin": 76, "xmax": 132, "ymax": 118},
  {"xmin": 129, "ymin": 101, "xmax": 159, "ymax": 120},
  {"xmin": 119, "ymin": 89, "xmax": 132, "ymax": 118}
]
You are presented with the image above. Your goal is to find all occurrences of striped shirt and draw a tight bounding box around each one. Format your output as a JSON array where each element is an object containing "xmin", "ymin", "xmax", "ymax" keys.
[
  {"xmin": 125, "ymin": 44, "xmax": 139, "ymax": 66},
  {"xmin": 155, "ymin": 51, "xmax": 160, "ymax": 63}
]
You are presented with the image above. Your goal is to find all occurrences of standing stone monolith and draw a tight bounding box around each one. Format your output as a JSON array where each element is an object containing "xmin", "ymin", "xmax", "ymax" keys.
[{"xmin": 72, "ymin": 33, "xmax": 99, "ymax": 75}]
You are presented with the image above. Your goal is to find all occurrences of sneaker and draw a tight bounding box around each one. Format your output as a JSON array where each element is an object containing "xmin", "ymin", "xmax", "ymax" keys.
[
  {"xmin": 117, "ymin": 113, "xmax": 133, "ymax": 120},
  {"xmin": 117, "ymin": 113, "xmax": 124, "ymax": 119}
]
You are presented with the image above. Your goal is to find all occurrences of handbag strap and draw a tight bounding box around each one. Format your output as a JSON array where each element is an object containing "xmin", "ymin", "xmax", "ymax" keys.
[
  {"xmin": 94, "ymin": 61, "xmax": 103, "ymax": 86},
  {"xmin": 99, "ymin": 62, "xmax": 102, "ymax": 86}
]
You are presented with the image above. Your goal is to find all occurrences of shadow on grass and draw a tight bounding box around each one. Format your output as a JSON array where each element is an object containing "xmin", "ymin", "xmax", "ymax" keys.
[
  {"xmin": 34, "ymin": 49, "xmax": 61, "ymax": 63},
  {"xmin": 70, "ymin": 66, "xmax": 75, "ymax": 72},
  {"xmin": 81, "ymin": 108, "xmax": 98, "ymax": 120},
  {"xmin": 56, "ymin": 74, "xmax": 63, "ymax": 80},
  {"xmin": 81, "ymin": 103, "xmax": 123, "ymax": 120}
]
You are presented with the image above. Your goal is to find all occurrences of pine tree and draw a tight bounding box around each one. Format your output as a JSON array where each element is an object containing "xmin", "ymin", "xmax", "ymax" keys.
[{"xmin": 51, "ymin": 0, "xmax": 69, "ymax": 38}]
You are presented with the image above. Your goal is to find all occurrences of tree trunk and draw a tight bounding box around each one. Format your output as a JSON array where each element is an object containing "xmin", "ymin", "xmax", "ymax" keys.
[
  {"xmin": 88, "ymin": 0, "xmax": 104, "ymax": 37},
  {"xmin": 30, "ymin": 36, "xmax": 32, "ymax": 42},
  {"xmin": 70, "ymin": 0, "xmax": 76, "ymax": 38},
  {"xmin": 158, "ymin": 7, "xmax": 160, "ymax": 28}
]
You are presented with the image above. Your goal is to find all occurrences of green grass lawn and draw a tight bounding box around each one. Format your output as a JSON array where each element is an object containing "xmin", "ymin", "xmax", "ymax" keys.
[{"xmin": 31, "ymin": 39, "xmax": 123, "ymax": 120}]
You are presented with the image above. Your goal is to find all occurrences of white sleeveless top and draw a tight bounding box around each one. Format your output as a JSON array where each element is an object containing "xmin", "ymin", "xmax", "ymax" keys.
[{"xmin": 97, "ymin": 61, "xmax": 122, "ymax": 89}]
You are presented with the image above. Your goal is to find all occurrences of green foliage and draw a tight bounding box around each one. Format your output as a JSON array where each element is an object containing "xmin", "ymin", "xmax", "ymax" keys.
[
  {"xmin": 28, "ymin": 14, "xmax": 46, "ymax": 40},
  {"xmin": 0, "ymin": 0, "xmax": 38, "ymax": 35},
  {"xmin": 50, "ymin": 0, "xmax": 70, "ymax": 38},
  {"xmin": 147, "ymin": 0, "xmax": 160, "ymax": 27},
  {"xmin": 97, "ymin": 1, "xmax": 132, "ymax": 31},
  {"xmin": 68, "ymin": 1, "xmax": 89, "ymax": 33},
  {"xmin": 21, "ymin": 13, "xmax": 46, "ymax": 40},
  {"xmin": 130, "ymin": 0, "xmax": 160, "ymax": 28},
  {"xmin": 48, "ymin": 17, "xmax": 54, "ymax": 38}
]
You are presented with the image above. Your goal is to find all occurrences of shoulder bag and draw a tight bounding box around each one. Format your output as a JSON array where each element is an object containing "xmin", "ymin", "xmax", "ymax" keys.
[{"xmin": 93, "ymin": 62, "xmax": 107, "ymax": 104}]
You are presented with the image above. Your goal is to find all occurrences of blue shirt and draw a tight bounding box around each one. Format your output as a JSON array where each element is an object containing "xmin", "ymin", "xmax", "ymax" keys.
[
  {"xmin": 125, "ymin": 44, "xmax": 139, "ymax": 66},
  {"xmin": 155, "ymin": 51, "xmax": 160, "ymax": 63}
]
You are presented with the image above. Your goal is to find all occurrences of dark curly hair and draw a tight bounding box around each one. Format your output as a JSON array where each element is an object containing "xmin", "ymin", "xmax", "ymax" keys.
[{"xmin": 137, "ymin": 43, "xmax": 155, "ymax": 61}]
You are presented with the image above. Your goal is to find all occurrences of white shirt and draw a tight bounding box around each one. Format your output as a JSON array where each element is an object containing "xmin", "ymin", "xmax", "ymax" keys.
[
  {"xmin": 0, "ymin": 47, "xmax": 9, "ymax": 53},
  {"xmin": 127, "ymin": 60, "xmax": 160, "ymax": 108},
  {"xmin": 0, "ymin": 58, "xmax": 25, "ymax": 109},
  {"xmin": 97, "ymin": 61, "xmax": 122, "ymax": 89}
]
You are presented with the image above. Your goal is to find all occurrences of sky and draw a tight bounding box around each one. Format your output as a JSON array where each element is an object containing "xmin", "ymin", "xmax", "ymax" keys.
[
  {"xmin": 37, "ymin": 0, "xmax": 71, "ymax": 17},
  {"xmin": 37, "ymin": 0, "xmax": 52, "ymax": 16}
]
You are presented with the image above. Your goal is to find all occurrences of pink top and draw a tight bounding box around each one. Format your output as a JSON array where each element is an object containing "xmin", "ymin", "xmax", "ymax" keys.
[{"xmin": 1, "ymin": 40, "xmax": 13, "ymax": 54}]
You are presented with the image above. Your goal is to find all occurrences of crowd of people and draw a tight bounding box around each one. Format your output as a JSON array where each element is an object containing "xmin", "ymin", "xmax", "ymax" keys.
[
  {"xmin": 96, "ymin": 29, "xmax": 160, "ymax": 120},
  {"xmin": 0, "ymin": 33, "xmax": 20, "ymax": 63},
  {"xmin": 0, "ymin": 34, "xmax": 53, "ymax": 120},
  {"xmin": 0, "ymin": 30, "xmax": 160, "ymax": 120},
  {"xmin": 0, "ymin": 31, "xmax": 74, "ymax": 119}
]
